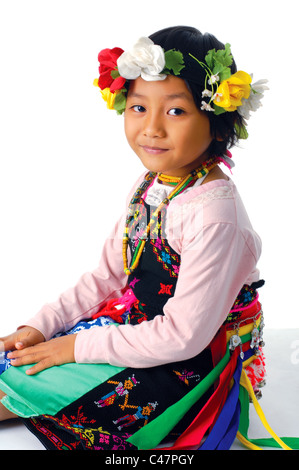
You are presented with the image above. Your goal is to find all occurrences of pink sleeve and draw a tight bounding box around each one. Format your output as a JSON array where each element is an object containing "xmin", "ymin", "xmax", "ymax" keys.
[
  {"xmin": 74, "ymin": 219, "xmax": 260, "ymax": 368},
  {"xmin": 23, "ymin": 173, "xmax": 147, "ymax": 340}
]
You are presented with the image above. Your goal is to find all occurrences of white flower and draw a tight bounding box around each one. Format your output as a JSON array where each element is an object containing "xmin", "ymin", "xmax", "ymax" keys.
[
  {"xmin": 208, "ymin": 74, "xmax": 219, "ymax": 85},
  {"xmin": 202, "ymin": 89, "xmax": 213, "ymax": 98},
  {"xmin": 212, "ymin": 92, "xmax": 223, "ymax": 102},
  {"xmin": 238, "ymin": 77, "xmax": 269, "ymax": 120},
  {"xmin": 117, "ymin": 37, "xmax": 166, "ymax": 81},
  {"xmin": 201, "ymin": 101, "xmax": 215, "ymax": 112}
]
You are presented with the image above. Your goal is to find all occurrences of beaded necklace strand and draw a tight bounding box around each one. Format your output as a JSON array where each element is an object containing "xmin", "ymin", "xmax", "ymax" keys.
[
  {"xmin": 123, "ymin": 157, "xmax": 221, "ymax": 275},
  {"xmin": 157, "ymin": 174, "xmax": 182, "ymax": 186}
]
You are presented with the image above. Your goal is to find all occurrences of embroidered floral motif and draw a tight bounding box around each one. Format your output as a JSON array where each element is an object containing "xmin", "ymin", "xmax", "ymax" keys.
[
  {"xmin": 42, "ymin": 408, "xmax": 107, "ymax": 449},
  {"xmin": 172, "ymin": 265, "xmax": 180, "ymax": 275},
  {"xmin": 151, "ymin": 217, "xmax": 180, "ymax": 278},
  {"xmin": 158, "ymin": 283, "xmax": 173, "ymax": 295},
  {"xmin": 93, "ymin": 432, "xmax": 135, "ymax": 450},
  {"xmin": 161, "ymin": 251, "xmax": 171, "ymax": 264},
  {"xmin": 129, "ymin": 277, "xmax": 140, "ymax": 288},
  {"xmin": 154, "ymin": 237, "xmax": 162, "ymax": 250},
  {"xmin": 99, "ymin": 433, "xmax": 110, "ymax": 445}
]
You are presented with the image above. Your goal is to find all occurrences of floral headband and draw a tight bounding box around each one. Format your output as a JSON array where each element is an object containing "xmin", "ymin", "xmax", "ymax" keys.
[{"xmin": 94, "ymin": 37, "xmax": 268, "ymax": 134}]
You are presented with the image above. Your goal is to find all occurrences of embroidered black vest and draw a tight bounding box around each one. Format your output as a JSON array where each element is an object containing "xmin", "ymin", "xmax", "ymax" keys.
[
  {"xmin": 127, "ymin": 199, "xmax": 180, "ymax": 323},
  {"xmin": 126, "ymin": 197, "xmax": 261, "ymax": 326}
]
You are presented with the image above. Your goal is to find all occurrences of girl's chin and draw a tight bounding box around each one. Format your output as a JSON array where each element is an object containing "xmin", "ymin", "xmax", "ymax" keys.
[{"xmin": 138, "ymin": 157, "xmax": 174, "ymax": 175}]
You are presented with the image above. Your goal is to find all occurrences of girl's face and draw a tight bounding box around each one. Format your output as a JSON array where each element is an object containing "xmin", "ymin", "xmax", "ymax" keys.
[{"xmin": 124, "ymin": 75, "xmax": 213, "ymax": 177}]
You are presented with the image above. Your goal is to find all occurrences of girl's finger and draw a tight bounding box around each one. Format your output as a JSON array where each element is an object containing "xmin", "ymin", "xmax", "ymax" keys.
[
  {"xmin": 8, "ymin": 346, "xmax": 42, "ymax": 366},
  {"xmin": 7, "ymin": 348, "xmax": 28, "ymax": 360},
  {"xmin": 1, "ymin": 337, "xmax": 16, "ymax": 352},
  {"xmin": 10, "ymin": 352, "xmax": 38, "ymax": 367},
  {"xmin": 26, "ymin": 358, "xmax": 53, "ymax": 375}
]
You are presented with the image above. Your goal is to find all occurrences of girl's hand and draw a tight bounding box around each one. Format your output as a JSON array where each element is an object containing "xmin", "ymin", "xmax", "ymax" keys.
[
  {"xmin": 0, "ymin": 326, "xmax": 45, "ymax": 352},
  {"xmin": 6, "ymin": 334, "xmax": 77, "ymax": 375}
]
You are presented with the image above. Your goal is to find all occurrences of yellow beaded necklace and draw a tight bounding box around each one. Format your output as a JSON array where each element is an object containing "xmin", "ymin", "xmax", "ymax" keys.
[
  {"xmin": 157, "ymin": 173, "xmax": 182, "ymax": 186},
  {"xmin": 123, "ymin": 157, "xmax": 220, "ymax": 276}
]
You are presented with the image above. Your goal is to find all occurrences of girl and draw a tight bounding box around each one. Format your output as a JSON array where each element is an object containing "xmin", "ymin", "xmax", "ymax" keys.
[{"xmin": 0, "ymin": 26, "xmax": 272, "ymax": 450}]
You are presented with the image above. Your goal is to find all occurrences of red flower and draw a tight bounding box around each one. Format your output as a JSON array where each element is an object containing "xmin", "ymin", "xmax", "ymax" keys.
[{"xmin": 97, "ymin": 47, "xmax": 126, "ymax": 93}]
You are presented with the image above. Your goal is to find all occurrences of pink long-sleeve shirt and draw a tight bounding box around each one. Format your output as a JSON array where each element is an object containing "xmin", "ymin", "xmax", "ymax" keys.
[{"xmin": 24, "ymin": 176, "xmax": 262, "ymax": 368}]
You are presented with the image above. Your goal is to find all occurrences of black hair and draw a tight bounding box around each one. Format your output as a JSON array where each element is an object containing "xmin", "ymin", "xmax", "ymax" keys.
[{"xmin": 149, "ymin": 26, "xmax": 246, "ymax": 157}]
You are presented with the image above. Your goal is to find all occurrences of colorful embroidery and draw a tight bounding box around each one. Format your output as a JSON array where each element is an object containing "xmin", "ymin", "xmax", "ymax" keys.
[
  {"xmin": 158, "ymin": 283, "xmax": 173, "ymax": 295},
  {"xmin": 173, "ymin": 369, "xmax": 201, "ymax": 386},
  {"xmin": 225, "ymin": 284, "xmax": 258, "ymax": 324},
  {"xmin": 27, "ymin": 417, "xmax": 80, "ymax": 450},
  {"xmin": 132, "ymin": 221, "xmax": 147, "ymax": 250},
  {"xmin": 113, "ymin": 401, "xmax": 158, "ymax": 430},
  {"xmin": 94, "ymin": 375, "xmax": 139, "ymax": 408},
  {"xmin": 40, "ymin": 407, "xmax": 137, "ymax": 450},
  {"xmin": 127, "ymin": 300, "xmax": 148, "ymax": 324},
  {"xmin": 128, "ymin": 203, "xmax": 148, "ymax": 252},
  {"xmin": 94, "ymin": 432, "xmax": 135, "ymax": 450},
  {"xmin": 42, "ymin": 408, "xmax": 104, "ymax": 449},
  {"xmin": 154, "ymin": 236, "xmax": 162, "ymax": 250},
  {"xmin": 129, "ymin": 277, "xmax": 140, "ymax": 288},
  {"xmin": 150, "ymin": 217, "xmax": 180, "ymax": 278},
  {"xmin": 127, "ymin": 199, "xmax": 180, "ymax": 279},
  {"xmin": 33, "ymin": 414, "xmax": 135, "ymax": 450}
]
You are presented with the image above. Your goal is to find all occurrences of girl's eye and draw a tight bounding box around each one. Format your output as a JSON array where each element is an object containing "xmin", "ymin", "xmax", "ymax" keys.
[
  {"xmin": 132, "ymin": 105, "xmax": 146, "ymax": 113},
  {"xmin": 168, "ymin": 108, "xmax": 185, "ymax": 116}
]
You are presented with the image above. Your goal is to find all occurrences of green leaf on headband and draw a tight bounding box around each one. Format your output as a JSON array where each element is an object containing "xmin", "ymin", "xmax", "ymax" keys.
[
  {"xmin": 114, "ymin": 90, "xmax": 127, "ymax": 115},
  {"xmin": 205, "ymin": 43, "xmax": 233, "ymax": 70},
  {"xmin": 235, "ymin": 122, "xmax": 249, "ymax": 139},
  {"xmin": 111, "ymin": 69, "xmax": 120, "ymax": 79},
  {"xmin": 163, "ymin": 49, "xmax": 185, "ymax": 75},
  {"xmin": 213, "ymin": 104, "xmax": 227, "ymax": 116},
  {"xmin": 205, "ymin": 43, "xmax": 233, "ymax": 82}
]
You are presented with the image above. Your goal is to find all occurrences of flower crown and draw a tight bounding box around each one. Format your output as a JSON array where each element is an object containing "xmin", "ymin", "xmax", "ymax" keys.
[{"xmin": 94, "ymin": 37, "xmax": 268, "ymax": 136}]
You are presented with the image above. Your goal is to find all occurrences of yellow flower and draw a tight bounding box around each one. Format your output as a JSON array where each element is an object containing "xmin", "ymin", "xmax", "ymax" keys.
[
  {"xmin": 213, "ymin": 71, "xmax": 252, "ymax": 112},
  {"xmin": 100, "ymin": 87, "xmax": 117, "ymax": 110}
]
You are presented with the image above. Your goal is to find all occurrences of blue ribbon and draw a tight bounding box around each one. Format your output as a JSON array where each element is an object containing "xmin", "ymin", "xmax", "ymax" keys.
[{"xmin": 199, "ymin": 357, "xmax": 242, "ymax": 450}]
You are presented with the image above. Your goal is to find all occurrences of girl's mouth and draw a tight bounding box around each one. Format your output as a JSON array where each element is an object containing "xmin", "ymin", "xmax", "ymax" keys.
[{"xmin": 140, "ymin": 145, "xmax": 169, "ymax": 155}]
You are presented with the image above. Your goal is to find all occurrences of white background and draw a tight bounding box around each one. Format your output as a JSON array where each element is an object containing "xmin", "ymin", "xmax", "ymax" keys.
[
  {"xmin": 0, "ymin": 0, "xmax": 298, "ymax": 334},
  {"xmin": 0, "ymin": 0, "xmax": 299, "ymax": 451}
]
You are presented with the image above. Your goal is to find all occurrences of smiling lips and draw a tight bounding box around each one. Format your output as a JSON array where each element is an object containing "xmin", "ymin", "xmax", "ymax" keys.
[{"xmin": 140, "ymin": 145, "xmax": 169, "ymax": 155}]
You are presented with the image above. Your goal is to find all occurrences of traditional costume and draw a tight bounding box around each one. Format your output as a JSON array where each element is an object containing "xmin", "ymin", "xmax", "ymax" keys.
[{"xmin": 1, "ymin": 35, "xmax": 296, "ymax": 450}]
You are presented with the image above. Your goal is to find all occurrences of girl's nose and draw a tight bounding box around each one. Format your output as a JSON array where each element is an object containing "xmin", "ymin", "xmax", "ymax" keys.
[{"xmin": 143, "ymin": 112, "xmax": 166, "ymax": 139}]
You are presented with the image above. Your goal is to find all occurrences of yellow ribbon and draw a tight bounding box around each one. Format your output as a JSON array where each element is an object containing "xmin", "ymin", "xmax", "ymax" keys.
[{"xmin": 237, "ymin": 369, "xmax": 292, "ymax": 450}]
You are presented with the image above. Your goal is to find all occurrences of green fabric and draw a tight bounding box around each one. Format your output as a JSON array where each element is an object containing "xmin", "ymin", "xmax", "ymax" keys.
[
  {"xmin": 0, "ymin": 361, "xmax": 124, "ymax": 418},
  {"xmin": 127, "ymin": 344, "xmax": 231, "ymax": 449},
  {"xmin": 238, "ymin": 384, "xmax": 299, "ymax": 449},
  {"xmin": 237, "ymin": 381, "xmax": 250, "ymax": 437}
]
